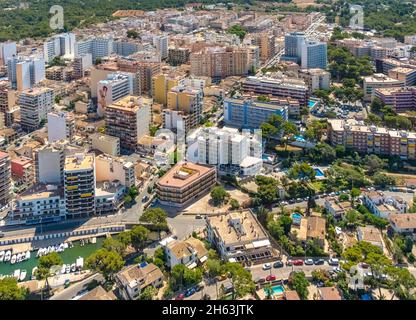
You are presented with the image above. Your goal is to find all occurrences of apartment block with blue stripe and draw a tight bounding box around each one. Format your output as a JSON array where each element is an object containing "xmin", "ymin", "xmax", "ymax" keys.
[{"xmin": 223, "ymin": 97, "xmax": 288, "ymax": 129}]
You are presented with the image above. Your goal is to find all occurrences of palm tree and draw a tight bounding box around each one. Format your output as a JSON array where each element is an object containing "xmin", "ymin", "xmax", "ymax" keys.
[{"xmin": 264, "ymin": 283, "xmax": 273, "ymax": 300}]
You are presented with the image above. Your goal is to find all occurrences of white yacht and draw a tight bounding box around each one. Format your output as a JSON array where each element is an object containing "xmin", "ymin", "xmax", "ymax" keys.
[
  {"xmin": 13, "ymin": 269, "xmax": 20, "ymax": 280},
  {"xmin": 16, "ymin": 253, "xmax": 22, "ymax": 262},
  {"xmin": 61, "ymin": 264, "xmax": 66, "ymax": 274},
  {"xmin": 65, "ymin": 265, "xmax": 70, "ymax": 274},
  {"xmin": 0, "ymin": 251, "xmax": 4, "ymax": 262},
  {"xmin": 31, "ymin": 267, "xmax": 38, "ymax": 280},
  {"xmin": 25, "ymin": 251, "xmax": 30, "ymax": 260},
  {"xmin": 10, "ymin": 254, "xmax": 17, "ymax": 264},
  {"xmin": 4, "ymin": 250, "xmax": 11, "ymax": 262},
  {"xmin": 71, "ymin": 263, "xmax": 76, "ymax": 272},
  {"xmin": 19, "ymin": 270, "xmax": 27, "ymax": 282}
]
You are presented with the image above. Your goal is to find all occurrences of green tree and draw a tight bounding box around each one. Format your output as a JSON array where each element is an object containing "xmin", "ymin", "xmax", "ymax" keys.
[
  {"xmin": 364, "ymin": 155, "xmax": 387, "ymax": 175},
  {"xmin": 0, "ymin": 278, "xmax": 27, "ymax": 300},
  {"xmin": 139, "ymin": 285, "xmax": 158, "ymax": 300},
  {"xmin": 210, "ymin": 186, "xmax": 230, "ymax": 205},
  {"xmin": 85, "ymin": 249, "xmax": 124, "ymax": 281},
  {"xmin": 206, "ymin": 259, "xmax": 224, "ymax": 278},
  {"xmin": 140, "ymin": 208, "xmax": 167, "ymax": 229},
  {"xmin": 226, "ymin": 24, "xmax": 247, "ymax": 40},
  {"xmin": 170, "ymin": 265, "xmax": 203, "ymax": 291},
  {"xmin": 102, "ymin": 237, "xmax": 126, "ymax": 256},
  {"xmin": 350, "ymin": 187, "xmax": 361, "ymax": 205},
  {"xmin": 130, "ymin": 225, "xmax": 150, "ymax": 250},
  {"xmin": 224, "ymin": 262, "xmax": 255, "ymax": 299},
  {"xmin": 372, "ymin": 172, "xmax": 395, "ymax": 188},
  {"xmin": 229, "ymin": 198, "xmax": 240, "ymax": 210},
  {"xmin": 289, "ymin": 271, "xmax": 309, "ymax": 300},
  {"xmin": 36, "ymin": 252, "xmax": 63, "ymax": 298}
]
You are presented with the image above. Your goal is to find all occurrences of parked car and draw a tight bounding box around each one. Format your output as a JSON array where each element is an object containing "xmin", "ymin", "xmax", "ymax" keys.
[
  {"xmin": 293, "ymin": 260, "xmax": 304, "ymax": 266},
  {"xmin": 286, "ymin": 260, "xmax": 293, "ymax": 266},
  {"xmin": 304, "ymin": 259, "xmax": 314, "ymax": 265},
  {"xmin": 175, "ymin": 293, "xmax": 185, "ymax": 300},
  {"xmin": 185, "ymin": 288, "xmax": 196, "ymax": 297},
  {"xmin": 262, "ymin": 263, "xmax": 272, "ymax": 270},
  {"xmin": 273, "ymin": 261, "xmax": 284, "ymax": 268},
  {"xmin": 255, "ymin": 277, "xmax": 266, "ymax": 284},
  {"xmin": 328, "ymin": 258, "xmax": 339, "ymax": 266},
  {"xmin": 266, "ymin": 275, "xmax": 276, "ymax": 282},
  {"xmin": 313, "ymin": 259, "xmax": 325, "ymax": 265},
  {"xmin": 195, "ymin": 284, "xmax": 204, "ymax": 292}
]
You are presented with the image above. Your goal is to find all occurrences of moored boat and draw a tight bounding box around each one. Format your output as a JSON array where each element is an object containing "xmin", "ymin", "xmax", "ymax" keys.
[
  {"xmin": 13, "ymin": 269, "xmax": 20, "ymax": 280},
  {"xmin": 10, "ymin": 254, "xmax": 17, "ymax": 264},
  {"xmin": 0, "ymin": 250, "xmax": 4, "ymax": 262},
  {"xmin": 4, "ymin": 250, "xmax": 12, "ymax": 262},
  {"xmin": 19, "ymin": 270, "xmax": 27, "ymax": 282}
]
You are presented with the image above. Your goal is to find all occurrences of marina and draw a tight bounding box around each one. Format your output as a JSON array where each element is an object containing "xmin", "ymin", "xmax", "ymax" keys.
[{"xmin": 0, "ymin": 237, "xmax": 104, "ymax": 282}]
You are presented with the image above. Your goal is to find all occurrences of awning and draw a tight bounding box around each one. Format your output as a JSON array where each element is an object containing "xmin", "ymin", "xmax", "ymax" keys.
[
  {"xmin": 199, "ymin": 256, "xmax": 208, "ymax": 263},
  {"xmin": 187, "ymin": 262, "xmax": 197, "ymax": 269}
]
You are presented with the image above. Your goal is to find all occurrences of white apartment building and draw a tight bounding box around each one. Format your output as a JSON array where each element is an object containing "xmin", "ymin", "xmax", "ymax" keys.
[
  {"xmin": 188, "ymin": 127, "xmax": 263, "ymax": 176},
  {"xmin": 12, "ymin": 184, "xmax": 66, "ymax": 224},
  {"xmin": 95, "ymin": 154, "xmax": 135, "ymax": 188},
  {"xmin": 75, "ymin": 37, "xmax": 114, "ymax": 62},
  {"xmin": 153, "ymin": 35, "xmax": 169, "ymax": 60},
  {"xmin": 97, "ymin": 72, "xmax": 135, "ymax": 117},
  {"xmin": 73, "ymin": 53, "xmax": 93, "ymax": 79},
  {"xmin": 19, "ymin": 87, "xmax": 54, "ymax": 132},
  {"xmin": 7, "ymin": 56, "xmax": 46, "ymax": 91},
  {"xmin": 0, "ymin": 42, "xmax": 16, "ymax": 66},
  {"xmin": 43, "ymin": 33, "xmax": 76, "ymax": 62},
  {"xmin": 47, "ymin": 111, "xmax": 75, "ymax": 143},
  {"xmin": 35, "ymin": 143, "xmax": 65, "ymax": 184}
]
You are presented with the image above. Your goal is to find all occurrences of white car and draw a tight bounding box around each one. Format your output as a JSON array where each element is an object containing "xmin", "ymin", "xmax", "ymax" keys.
[
  {"xmin": 304, "ymin": 259, "xmax": 314, "ymax": 265},
  {"xmin": 328, "ymin": 258, "xmax": 339, "ymax": 266},
  {"xmin": 262, "ymin": 263, "xmax": 272, "ymax": 271}
]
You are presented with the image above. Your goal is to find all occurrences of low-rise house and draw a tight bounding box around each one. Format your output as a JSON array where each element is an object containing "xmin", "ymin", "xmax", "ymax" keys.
[
  {"xmin": 160, "ymin": 236, "xmax": 208, "ymax": 269},
  {"xmin": 324, "ymin": 198, "xmax": 353, "ymax": 220},
  {"xmin": 78, "ymin": 286, "xmax": 117, "ymax": 300},
  {"xmin": 306, "ymin": 216, "xmax": 326, "ymax": 247},
  {"xmin": 206, "ymin": 210, "xmax": 275, "ymax": 263},
  {"xmin": 284, "ymin": 290, "xmax": 300, "ymax": 300},
  {"xmin": 115, "ymin": 263, "xmax": 164, "ymax": 300},
  {"xmin": 357, "ymin": 226, "xmax": 384, "ymax": 251},
  {"xmin": 363, "ymin": 191, "xmax": 409, "ymax": 219},
  {"xmin": 389, "ymin": 214, "xmax": 416, "ymax": 234},
  {"xmin": 317, "ymin": 287, "xmax": 343, "ymax": 300}
]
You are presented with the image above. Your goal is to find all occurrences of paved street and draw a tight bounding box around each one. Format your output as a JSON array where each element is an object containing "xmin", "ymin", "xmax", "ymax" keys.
[
  {"xmin": 184, "ymin": 262, "xmax": 334, "ymax": 300},
  {"xmin": 50, "ymin": 273, "xmax": 104, "ymax": 300}
]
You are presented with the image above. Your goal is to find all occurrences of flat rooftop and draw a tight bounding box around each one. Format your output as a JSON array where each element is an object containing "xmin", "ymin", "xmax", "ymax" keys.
[
  {"xmin": 64, "ymin": 154, "xmax": 94, "ymax": 171},
  {"xmin": 207, "ymin": 210, "xmax": 269, "ymax": 246},
  {"xmin": 106, "ymin": 95, "xmax": 151, "ymax": 112},
  {"xmin": 157, "ymin": 162, "xmax": 215, "ymax": 189},
  {"xmin": 17, "ymin": 183, "xmax": 62, "ymax": 201}
]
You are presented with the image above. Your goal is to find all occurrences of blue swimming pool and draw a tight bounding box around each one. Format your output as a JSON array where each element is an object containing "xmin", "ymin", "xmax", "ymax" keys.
[
  {"xmin": 264, "ymin": 285, "xmax": 285, "ymax": 296},
  {"xmin": 292, "ymin": 213, "xmax": 302, "ymax": 220},
  {"xmin": 314, "ymin": 168, "xmax": 325, "ymax": 177},
  {"xmin": 308, "ymin": 100, "xmax": 317, "ymax": 108}
]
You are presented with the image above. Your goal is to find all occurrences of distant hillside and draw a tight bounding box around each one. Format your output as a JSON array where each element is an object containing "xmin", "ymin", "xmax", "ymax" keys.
[{"xmin": 0, "ymin": 0, "xmax": 232, "ymax": 41}]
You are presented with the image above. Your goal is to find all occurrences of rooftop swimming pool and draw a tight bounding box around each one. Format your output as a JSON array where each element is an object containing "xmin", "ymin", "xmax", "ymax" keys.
[{"xmin": 264, "ymin": 285, "xmax": 285, "ymax": 297}]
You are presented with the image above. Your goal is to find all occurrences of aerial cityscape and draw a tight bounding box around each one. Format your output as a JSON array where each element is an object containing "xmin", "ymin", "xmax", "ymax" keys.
[{"xmin": 1, "ymin": 0, "xmax": 416, "ymax": 302}]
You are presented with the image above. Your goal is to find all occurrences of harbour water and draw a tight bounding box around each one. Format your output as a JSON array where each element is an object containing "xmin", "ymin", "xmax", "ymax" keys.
[{"xmin": 0, "ymin": 237, "xmax": 104, "ymax": 282}]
